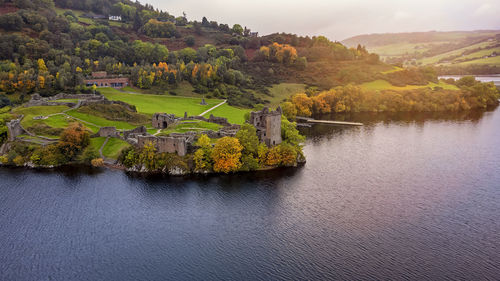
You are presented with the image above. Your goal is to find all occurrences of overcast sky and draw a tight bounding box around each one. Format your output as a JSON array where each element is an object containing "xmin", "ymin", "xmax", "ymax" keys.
[{"xmin": 143, "ymin": 0, "xmax": 500, "ymax": 41}]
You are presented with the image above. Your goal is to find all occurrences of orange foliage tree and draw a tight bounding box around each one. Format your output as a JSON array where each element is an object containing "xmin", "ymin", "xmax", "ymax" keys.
[{"xmin": 57, "ymin": 123, "xmax": 90, "ymax": 161}]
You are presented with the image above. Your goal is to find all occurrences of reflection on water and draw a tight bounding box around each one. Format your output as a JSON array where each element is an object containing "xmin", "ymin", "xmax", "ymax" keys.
[{"xmin": 1, "ymin": 108, "xmax": 499, "ymax": 280}]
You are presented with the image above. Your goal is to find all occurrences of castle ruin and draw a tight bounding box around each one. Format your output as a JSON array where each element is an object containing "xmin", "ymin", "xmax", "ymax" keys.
[
  {"xmin": 152, "ymin": 113, "xmax": 177, "ymax": 129},
  {"xmin": 249, "ymin": 106, "xmax": 282, "ymax": 146}
]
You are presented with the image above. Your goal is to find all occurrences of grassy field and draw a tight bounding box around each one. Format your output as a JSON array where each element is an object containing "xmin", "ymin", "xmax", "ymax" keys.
[
  {"xmin": 459, "ymin": 47, "xmax": 500, "ymax": 61},
  {"xmin": 89, "ymin": 137, "xmax": 130, "ymax": 159},
  {"xmin": 263, "ymin": 83, "xmax": 307, "ymax": 106},
  {"xmin": 204, "ymin": 104, "xmax": 250, "ymax": 124},
  {"xmin": 89, "ymin": 137, "xmax": 107, "ymax": 152},
  {"xmin": 417, "ymin": 41, "xmax": 496, "ymax": 65},
  {"xmin": 160, "ymin": 120, "xmax": 222, "ymax": 135},
  {"xmin": 102, "ymin": 138, "xmax": 130, "ymax": 159},
  {"xmin": 99, "ymin": 87, "xmax": 222, "ymax": 116},
  {"xmin": 368, "ymin": 42, "xmax": 432, "ymax": 57},
  {"xmin": 359, "ymin": 80, "xmax": 459, "ymax": 91},
  {"xmin": 122, "ymin": 82, "xmax": 200, "ymax": 97},
  {"xmin": 12, "ymin": 105, "xmax": 69, "ymax": 128},
  {"xmin": 454, "ymin": 55, "xmax": 500, "ymax": 66},
  {"xmin": 66, "ymin": 109, "xmax": 140, "ymax": 130}
]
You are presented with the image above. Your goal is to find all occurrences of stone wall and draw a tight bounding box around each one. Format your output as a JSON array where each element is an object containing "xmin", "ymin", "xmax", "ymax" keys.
[
  {"xmin": 123, "ymin": 126, "xmax": 147, "ymax": 140},
  {"xmin": 93, "ymin": 127, "xmax": 120, "ymax": 138},
  {"xmin": 152, "ymin": 113, "xmax": 177, "ymax": 129},
  {"xmin": 137, "ymin": 135, "xmax": 189, "ymax": 156},
  {"xmin": 6, "ymin": 116, "xmax": 28, "ymax": 141}
]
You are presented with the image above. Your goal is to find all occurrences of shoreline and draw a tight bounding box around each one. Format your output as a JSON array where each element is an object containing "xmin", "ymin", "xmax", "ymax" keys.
[{"xmin": 0, "ymin": 159, "xmax": 306, "ymax": 176}]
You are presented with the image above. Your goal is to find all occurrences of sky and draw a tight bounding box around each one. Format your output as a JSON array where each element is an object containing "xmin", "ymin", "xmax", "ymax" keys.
[{"xmin": 143, "ymin": 0, "xmax": 500, "ymax": 41}]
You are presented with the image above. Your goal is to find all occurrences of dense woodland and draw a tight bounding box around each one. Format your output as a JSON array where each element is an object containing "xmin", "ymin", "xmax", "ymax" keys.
[{"xmin": 0, "ymin": 0, "xmax": 385, "ymax": 107}]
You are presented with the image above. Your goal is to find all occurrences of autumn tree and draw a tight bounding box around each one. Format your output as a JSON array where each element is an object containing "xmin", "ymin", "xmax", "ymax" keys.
[
  {"xmin": 291, "ymin": 93, "xmax": 313, "ymax": 117},
  {"xmin": 193, "ymin": 134, "xmax": 213, "ymax": 171},
  {"xmin": 211, "ymin": 136, "xmax": 243, "ymax": 173},
  {"xmin": 57, "ymin": 123, "xmax": 90, "ymax": 161},
  {"xmin": 281, "ymin": 101, "xmax": 297, "ymax": 119},
  {"xmin": 235, "ymin": 123, "xmax": 259, "ymax": 156}
]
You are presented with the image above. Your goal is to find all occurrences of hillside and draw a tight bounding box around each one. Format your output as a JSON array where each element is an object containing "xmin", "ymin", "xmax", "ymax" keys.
[{"xmin": 343, "ymin": 31, "xmax": 500, "ymax": 74}]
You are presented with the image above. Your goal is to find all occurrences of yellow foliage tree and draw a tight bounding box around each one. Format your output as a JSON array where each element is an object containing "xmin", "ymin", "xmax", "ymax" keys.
[
  {"xmin": 211, "ymin": 137, "xmax": 243, "ymax": 173},
  {"xmin": 292, "ymin": 93, "xmax": 313, "ymax": 117},
  {"xmin": 37, "ymin": 58, "xmax": 48, "ymax": 73}
]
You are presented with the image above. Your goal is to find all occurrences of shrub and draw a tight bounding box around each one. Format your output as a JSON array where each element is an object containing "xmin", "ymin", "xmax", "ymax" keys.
[{"xmin": 91, "ymin": 158, "xmax": 104, "ymax": 167}]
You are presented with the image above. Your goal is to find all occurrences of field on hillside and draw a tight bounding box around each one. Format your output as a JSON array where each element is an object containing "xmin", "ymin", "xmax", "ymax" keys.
[
  {"xmin": 65, "ymin": 109, "xmax": 143, "ymax": 130},
  {"xmin": 99, "ymin": 88, "xmax": 221, "ymax": 116},
  {"xmin": 99, "ymin": 87, "xmax": 249, "ymax": 124},
  {"xmin": 258, "ymin": 83, "xmax": 307, "ymax": 107},
  {"xmin": 359, "ymin": 80, "xmax": 459, "ymax": 91},
  {"xmin": 205, "ymin": 104, "xmax": 250, "ymax": 124},
  {"xmin": 343, "ymin": 30, "xmax": 500, "ymax": 69}
]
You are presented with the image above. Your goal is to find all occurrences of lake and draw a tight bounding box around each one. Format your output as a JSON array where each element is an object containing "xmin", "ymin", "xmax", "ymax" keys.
[
  {"xmin": 439, "ymin": 74, "xmax": 500, "ymax": 86},
  {"xmin": 1, "ymin": 108, "xmax": 500, "ymax": 280}
]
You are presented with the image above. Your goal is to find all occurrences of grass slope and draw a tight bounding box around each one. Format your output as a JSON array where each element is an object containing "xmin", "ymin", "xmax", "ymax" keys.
[
  {"xmin": 263, "ymin": 83, "xmax": 307, "ymax": 106},
  {"xmin": 66, "ymin": 109, "xmax": 139, "ymax": 130},
  {"xmin": 102, "ymin": 138, "xmax": 130, "ymax": 159},
  {"xmin": 12, "ymin": 105, "xmax": 69, "ymax": 128},
  {"xmin": 205, "ymin": 103, "xmax": 250, "ymax": 124},
  {"xmin": 160, "ymin": 120, "xmax": 222, "ymax": 135},
  {"xmin": 359, "ymin": 80, "xmax": 459, "ymax": 91},
  {"xmin": 99, "ymin": 87, "xmax": 221, "ymax": 116}
]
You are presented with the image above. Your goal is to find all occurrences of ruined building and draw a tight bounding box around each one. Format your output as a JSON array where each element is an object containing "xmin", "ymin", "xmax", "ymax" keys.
[
  {"xmin": 152, "ymin": 113, "xmax": 177, "ymax": 129},
  {"xmin": 84, "ymin": 71, "xmax": 129, "ymax": 89},
  {"xmin": 249, "ymin": 107, "xmax": 282, "ymax": 146},
  {"xmin": 137, "ymin": 134, "xmax": 193, "ymax": 157}
]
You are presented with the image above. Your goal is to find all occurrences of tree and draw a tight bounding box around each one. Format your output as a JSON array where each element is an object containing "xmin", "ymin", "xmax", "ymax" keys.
[
  {"xmin": 235, "ymin": 123, "xmax": 259, "ymax": 156},
  {"xmin": 201, "ymin": 16, "xmax": 209, "ymax": 27},
  {"xmin": 193, "ymin": 134, "xmax": 213, "ymax": 171},
  {"xmin": 291, "ymin": 93, "xmax": 313, "ymax": 117},
  {"xmin": 211, "ymin": 136, "xmax": 243, "ymax": 173},
  {"xmin": 185, "ymin": 35, "xmax": 195, "ymax": 47},
  {"xmin": 281, "ymin": 118, "xmax": 305, "ymax": 146},
  {"xmin": 0, "ymin": 13, "xmax": 24, "ymax": 31},
  {"xmin": 139, "ymin": 141, "xmax": 158, "ymax": 171},
  {"xmin": 232, "ymin": 24, "xmax": 243, "ymax": 35},
  {"xmin": 57, "ymin": 123, "xmax": 90, "ymax": 161},
  {"xmin": 281, "ymin": 101, "xmax": 297, "ymax": 120}
]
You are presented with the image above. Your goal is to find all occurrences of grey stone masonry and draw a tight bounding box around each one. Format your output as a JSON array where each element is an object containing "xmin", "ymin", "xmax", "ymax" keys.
[
  {"xmin": 249, "ymin": 106, "xmax": 282, "ymax": 146},
  {"xmin": 152, "ymin": 113, "xmax": 177, "ymax": 129}
]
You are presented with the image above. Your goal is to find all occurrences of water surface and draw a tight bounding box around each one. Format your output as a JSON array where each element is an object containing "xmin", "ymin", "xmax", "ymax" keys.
[{"xmin": 1, "ymin": 108, "xmax": 499, "ymax": 280}]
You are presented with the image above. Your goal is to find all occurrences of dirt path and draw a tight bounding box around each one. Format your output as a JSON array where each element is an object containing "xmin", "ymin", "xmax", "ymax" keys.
[{"xmin": 199, "ymin": 100, "xmax": 227, "ymax": 117}]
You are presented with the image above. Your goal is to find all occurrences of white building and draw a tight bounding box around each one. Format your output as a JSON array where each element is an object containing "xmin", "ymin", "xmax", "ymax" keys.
[{"xmin": 108, "ymin": 15, "xmax": 122, "ymax": 21}]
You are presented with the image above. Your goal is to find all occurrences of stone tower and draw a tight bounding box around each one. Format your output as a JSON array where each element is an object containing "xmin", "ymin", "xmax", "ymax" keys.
[{"xmin": 249, "ymin": 106, "xmax": 282, "ymax": 146}]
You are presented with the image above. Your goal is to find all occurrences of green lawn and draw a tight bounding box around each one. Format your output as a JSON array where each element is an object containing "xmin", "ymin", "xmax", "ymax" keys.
[
  {"xmin": 160, "ymin": 120, "xmax": 222, "ymax": 135},
  {"xmin": 102, "ymin": 138, "xmax": 130, "ymax": 159},
  {"xmin": 40, "ymin": 114, "xmax": 74, "ymax": 128},
  {"xmin": 99, "ymin": 87, "xmax": 222, "ymax": 116},
  {"xmin": 89, "ymin": 137, "xmax": 107, "ymax": 152},
  {"xmin": 205, "ymin": 103, "xmax": 250, "ymax": 124},
  {"xmin": 12, "ymin": 105, "xmax": 69, "ymax": 128},
  {"xmin": 360, "ymin": 80, "xmax": 459, "ymax": 91},
  {"xmin": 66, "ymin": 109, "xmax": 139, "ymax": 130}
]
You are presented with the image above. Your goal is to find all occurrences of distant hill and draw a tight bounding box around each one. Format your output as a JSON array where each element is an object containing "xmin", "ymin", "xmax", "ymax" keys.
[{"xmin": 342, "ymin": 31, "xmax": 500, "ymax": 74}]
